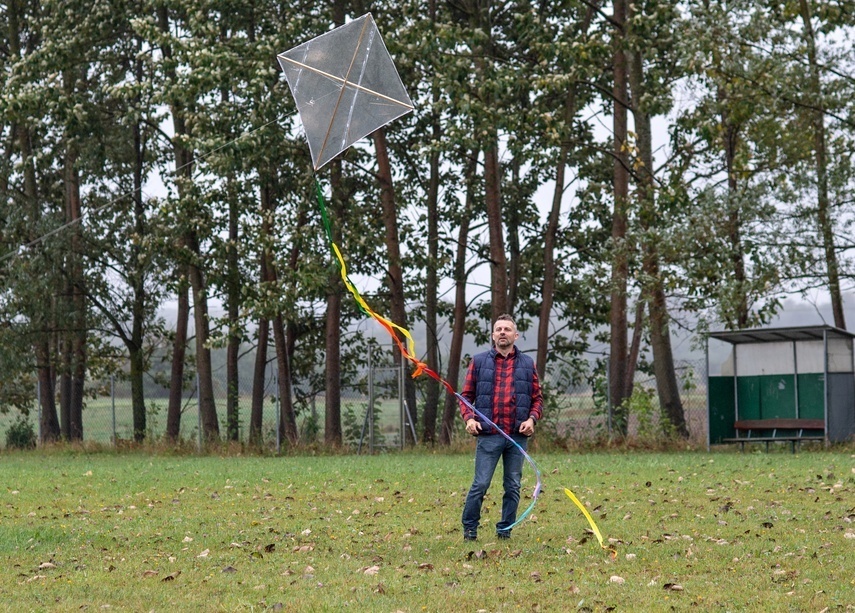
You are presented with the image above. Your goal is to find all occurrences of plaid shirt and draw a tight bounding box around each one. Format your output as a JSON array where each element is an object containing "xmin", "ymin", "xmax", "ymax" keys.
[{"xmin": 459, "ymin": 348, "xmax": 543, "ymax": 435}]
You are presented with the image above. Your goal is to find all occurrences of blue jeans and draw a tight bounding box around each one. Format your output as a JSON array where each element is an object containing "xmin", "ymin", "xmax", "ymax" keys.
[{"xmin": 462, "ymin": 433, "xmax": 528, "ymax": 535}]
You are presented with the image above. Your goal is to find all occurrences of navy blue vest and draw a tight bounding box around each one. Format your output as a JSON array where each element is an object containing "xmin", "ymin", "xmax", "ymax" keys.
[{"xmin": 471, "ymin": 347, "xmax": 535, "ymax": 434}]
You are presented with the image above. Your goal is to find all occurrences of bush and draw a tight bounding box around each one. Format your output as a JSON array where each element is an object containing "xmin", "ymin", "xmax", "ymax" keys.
[{"xmin": 5, "ymin": 416, "xmax": 37, "ymax": 450}]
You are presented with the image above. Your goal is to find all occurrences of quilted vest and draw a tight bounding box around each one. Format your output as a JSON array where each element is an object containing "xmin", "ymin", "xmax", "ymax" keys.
[{"xmin": 471, "ymin": 347, "xmax": 535, "ymax": 433}]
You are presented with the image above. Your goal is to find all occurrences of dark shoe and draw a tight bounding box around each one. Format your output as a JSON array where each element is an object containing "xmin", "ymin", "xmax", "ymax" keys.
[
  {"xmin": 463, "ymin": 530, "xmax": 477, "ymax": 541},
  {"xmin": 496, "ymin": 531, "xmax": 511, "ymax": 540}
]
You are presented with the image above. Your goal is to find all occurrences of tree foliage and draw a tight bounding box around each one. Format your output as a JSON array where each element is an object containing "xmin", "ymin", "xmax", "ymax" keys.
[{"xmin": 1, "ymin": 0, "xmax": 852, "ymax": 444}]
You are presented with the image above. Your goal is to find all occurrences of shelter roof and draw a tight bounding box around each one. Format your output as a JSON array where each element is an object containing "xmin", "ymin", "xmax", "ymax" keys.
[{"xmin": 708, "ymin": 325, "xmax": 855, "ymax": 345}]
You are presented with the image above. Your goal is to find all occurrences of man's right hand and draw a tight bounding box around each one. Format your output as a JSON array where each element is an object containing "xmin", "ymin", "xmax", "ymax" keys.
[{"xmin": 465, "ymin": 419, "xmax": 482, "ymax": 435}]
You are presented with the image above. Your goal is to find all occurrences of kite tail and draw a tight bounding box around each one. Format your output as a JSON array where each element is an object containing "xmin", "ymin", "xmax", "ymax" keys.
[{"xmin": 313, "ymin": 180, "xmax": 608, "ymax": 545}]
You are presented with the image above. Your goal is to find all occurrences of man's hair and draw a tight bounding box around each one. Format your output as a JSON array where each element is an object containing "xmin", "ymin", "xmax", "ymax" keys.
[{"xmin": 494, "ymin": 313, "xmax": 515, "ymax": 327}]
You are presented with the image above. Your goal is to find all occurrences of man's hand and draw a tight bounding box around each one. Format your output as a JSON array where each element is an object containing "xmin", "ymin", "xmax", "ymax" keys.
[
  {"xmin": 519, "ymin": 418, "xmax": 535, "ymax": 436},
  {"xmin": 465, "ymin": 419, "xmax": 482, "ymax": 435}
]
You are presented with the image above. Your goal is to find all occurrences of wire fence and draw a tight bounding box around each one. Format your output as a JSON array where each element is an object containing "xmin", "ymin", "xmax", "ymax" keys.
[{"xmin": 0, "ymin": 355, "xmax": 709, "ymax": 450}]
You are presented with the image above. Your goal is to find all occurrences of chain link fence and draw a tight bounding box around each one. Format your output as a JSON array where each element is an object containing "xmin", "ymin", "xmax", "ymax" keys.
[{"xmin": 1, "ymin": 353, "xmax": 709, "ymax": 450}]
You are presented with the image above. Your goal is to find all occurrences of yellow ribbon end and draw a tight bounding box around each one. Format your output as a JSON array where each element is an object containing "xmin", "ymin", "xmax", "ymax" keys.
[{"xmin": 564, "ymin": 487, "xmax": 612, "ymax": 554}]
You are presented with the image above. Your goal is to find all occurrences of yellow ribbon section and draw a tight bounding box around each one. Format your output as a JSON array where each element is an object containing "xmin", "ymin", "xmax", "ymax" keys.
[
  {"xmin": 564, "ymin": 487, "xmax": 614, "ymax": 555},
  {"xmin": 331, "ymin": 243, "xmax": 426, "ymax": 377}
]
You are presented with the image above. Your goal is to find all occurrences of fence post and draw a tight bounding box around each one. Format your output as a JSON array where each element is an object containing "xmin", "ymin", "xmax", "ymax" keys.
[
  {"xmin": 368, "ymin": 345, "xmax": 374, "ymax": 453},
  {"xmin": 275, "ymin": 370, "xmax": 281, "ymax": 455},
  {"xmin": 36, "ymin": 379, "xmax": 41, "ymax": 446},
  {"xmin": 197, "ymin": 371, "xmax": 202, "ymax": 452},
  {"xmin": 606, "ymin": 356, "xmax": 612, "ymax": 438},
  {"xmin": 111, "ymin": 375, "xmax": 116, "ymax": 446},
  {"xmin": 399, "ymin": 350, "xmax": 404, "ymax": 450}
]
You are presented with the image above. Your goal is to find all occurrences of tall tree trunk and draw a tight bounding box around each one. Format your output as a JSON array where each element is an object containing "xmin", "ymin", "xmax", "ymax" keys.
[
  {"xmin": 506, "ymin": 159, "xmax": 521, "ymax": 315},
  {"xmin": 158, "ymin": 5, "xmax": 218, "ymax": 442},
  {"xmin": 324, "ymin": 160, "xmax": 344, "ymax": 447},
  {"xmin": 799, "ymin": 0, "xmax": 845, "ymax": 329},
  {"xmin": 272, "ymin": 312, "xmax": 298, "ymax": 445},
  {"xmin": 624, "ymin": 299, "xmax": 645, "ymax": 399},
  {"xmin": 484, "ymin": 142, "xmax": 509, "ymax": 320},
  {"xmin": 9, "ymin": 0, "xmax": 60, "ymax": 443},
  {"xmin": 422, "ymin": 2, "xmax": 442, "ymax": 442},
  {"xmin": 129, "ymin": 76, "xmax": 148, "ymax": 440},
  {"xmin": 537, "ymin": 4, "xmax": 596, "ymax": 377},
  {"xmin": 628, "ymin": 37, "xmax": 688, "ymax": 439},
  {"xmin": 36, "ymin": 342, "xmax": 61, "ymax": 443},
  {"xmin": 440, "ymin": 150, "xmax": 478, "ymax": 445},
  {"xmin": 249, "ymin": 184, "xmax": 274, "ymax": 448},
  {"xmin": 63, "ymin": 121, "xmax": 85, "ymax": 441},
  {"xmin": 165, "ymin": 277, "xmax": 189, "ymax": 441},
  {"xmin": 373, "ymin": 128, "xmax": 418, "ymax": 444},
  {"xmin": 609, "ymin": 0, "xmax": 631, "ymax": 435},
  {"xmin": 187, "ymin": 232, "xmax": 219, "ymax": 441},
  {"xmin": 226, "ymin": 179, "xmax": 240, "ymax": 442},
  {"xmin": 249, "ymin": 315, "xmax": 268, "ymax": 448},
  {"xmin": 321, "ymin": 0, "xmax": 348, "ymax": 449},
  {"xmin": 720, "ymin": 102, "xmax": 749, "ymax": 328}
]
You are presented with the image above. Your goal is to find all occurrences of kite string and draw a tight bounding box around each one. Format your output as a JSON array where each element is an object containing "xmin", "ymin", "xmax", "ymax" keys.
[{"xmin": 313, "ymin": 179, "xmax": 608, "ymax": 543}]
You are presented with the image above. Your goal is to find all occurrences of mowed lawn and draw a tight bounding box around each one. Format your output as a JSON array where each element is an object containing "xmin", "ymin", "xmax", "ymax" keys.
[{"xmin": 1, "ymin": 447, "xmax": 853, "ymax": 611}]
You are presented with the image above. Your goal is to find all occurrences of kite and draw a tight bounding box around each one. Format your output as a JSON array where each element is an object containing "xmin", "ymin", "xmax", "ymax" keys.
[
  {"xmin": 278, "ymin": 13, "xmax": 609, "ymax": 550},
  {"xmin": 277, "ymin": 13, "xmax": 414, "ymax": 170}
]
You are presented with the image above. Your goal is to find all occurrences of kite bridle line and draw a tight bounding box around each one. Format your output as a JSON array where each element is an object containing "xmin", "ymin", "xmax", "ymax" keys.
[{"xmin": 313, "ymin": 179, "xmax": 612, "ymax": 547}]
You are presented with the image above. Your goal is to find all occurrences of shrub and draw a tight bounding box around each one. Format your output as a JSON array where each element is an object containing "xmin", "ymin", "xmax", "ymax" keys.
[{"xmin": 5, "ymin": 416, "xmax": 37, "ymax": 450}]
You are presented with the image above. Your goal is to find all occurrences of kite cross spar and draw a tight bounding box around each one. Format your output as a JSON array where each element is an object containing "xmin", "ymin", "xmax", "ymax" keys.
[{"xmin": 277, "ymin": 12, "xmax": 612, "ymax": 553}]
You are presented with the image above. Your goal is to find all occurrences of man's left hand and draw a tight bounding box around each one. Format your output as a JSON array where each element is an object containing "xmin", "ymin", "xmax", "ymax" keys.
[{"xmin": 519, "ymin": 418, "xmax": 535, "ymax": 436}]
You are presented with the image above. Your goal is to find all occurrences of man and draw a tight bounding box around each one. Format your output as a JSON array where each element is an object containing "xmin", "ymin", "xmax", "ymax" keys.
[{"xmin": 459, "ymin": 314, "xmax": 543, "ymax": 541}]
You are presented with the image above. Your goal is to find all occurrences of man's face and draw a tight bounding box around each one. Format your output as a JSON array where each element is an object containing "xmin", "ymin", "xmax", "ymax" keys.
[{"xmin": 492, "ymin": 319, "xmax": 519, "ymax": 350}]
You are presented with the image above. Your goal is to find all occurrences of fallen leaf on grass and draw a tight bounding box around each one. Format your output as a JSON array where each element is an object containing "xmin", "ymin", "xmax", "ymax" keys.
[
  {"xmin": 374, "ymin": 583, "xmax": 386, "ymax": 594},
  {"xmin": 418, "ymin": 563, "xmax": 434, "ymax": 571},
  {"xmin": 161, "ymin": 571, "xmax": 181, "ymax": 582},
  {"xmin": 197, "ymin": 549, "xmax": 209, "ymax": 558},
  {"xmin": 293, "ymin": 545, "xmax": 314, "ymax": 553},
  {"xmin": 222, "ymin": 566, "xmax": 237, "ymax": 574},
  {"xmin": 27, "ymin": 575, "xmax": 47, "ymax": 582},
  {"xmin": 265, "ymin": 544, "xmax": 276, "ymax": 553},
  {"xmin": 38, "ymin": 562, "xmax": 56, "ymax": 570},
  {"xmin": 142, "ymin": 570, "xmax": 158, "ymax": 578},
  {"xmin": 531, "ymin": 571, "xmax": 542, "ymax": 582},
  {"xmin": 663, "ymin": 583, "xmax": 684, "ymax": 591},
  {"xmin": 361, "ymin": 565, "xmax": 380, "ymax": 575},
  {"xmin": 609, "ymin": 576, "xmax": 625, "ymax": 584}
]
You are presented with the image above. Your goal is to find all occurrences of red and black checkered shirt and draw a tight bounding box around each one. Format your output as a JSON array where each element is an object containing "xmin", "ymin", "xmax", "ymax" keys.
[{"xmin": 459, "ymin": 348, "xmax": 543, "ymax": 435}]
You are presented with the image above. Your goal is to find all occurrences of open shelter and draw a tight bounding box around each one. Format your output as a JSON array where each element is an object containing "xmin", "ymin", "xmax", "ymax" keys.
[{"xmin": 707, "ymin": 325, "xmax": 855, "ymax": 449}]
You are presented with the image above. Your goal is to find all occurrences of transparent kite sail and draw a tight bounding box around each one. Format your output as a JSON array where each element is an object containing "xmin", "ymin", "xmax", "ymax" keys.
[{"xmin": 277, "ymin": 13, "xmax": 414, "ymax": 170}]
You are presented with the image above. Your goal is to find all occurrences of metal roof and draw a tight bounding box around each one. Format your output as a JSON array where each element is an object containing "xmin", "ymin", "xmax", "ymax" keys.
[{"xmin": 708, "ymin": 325, "xmax": 855, "ymax": 345}]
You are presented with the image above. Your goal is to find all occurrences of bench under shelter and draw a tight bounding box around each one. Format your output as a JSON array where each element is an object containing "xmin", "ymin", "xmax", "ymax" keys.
[{"xmin": 706, "ymin": 325, "xmax": 855, "ymax": 451}]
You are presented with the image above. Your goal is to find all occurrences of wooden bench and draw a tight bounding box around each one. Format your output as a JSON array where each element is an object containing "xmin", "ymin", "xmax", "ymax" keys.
[{"xmin": 722, "ymin": 419, "xmax": 825, "ymax": 453}]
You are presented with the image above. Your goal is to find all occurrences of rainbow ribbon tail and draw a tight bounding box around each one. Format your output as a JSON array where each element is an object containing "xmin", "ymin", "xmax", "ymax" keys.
[{"xmin": 456, "ymin": 393, "xmax": 542, "ymax": 531}]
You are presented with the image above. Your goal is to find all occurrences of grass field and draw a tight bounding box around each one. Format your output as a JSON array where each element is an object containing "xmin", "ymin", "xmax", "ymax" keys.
[{"xmin": 1, "ymin": 447, "xmax": 853, "ymax": 611}]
